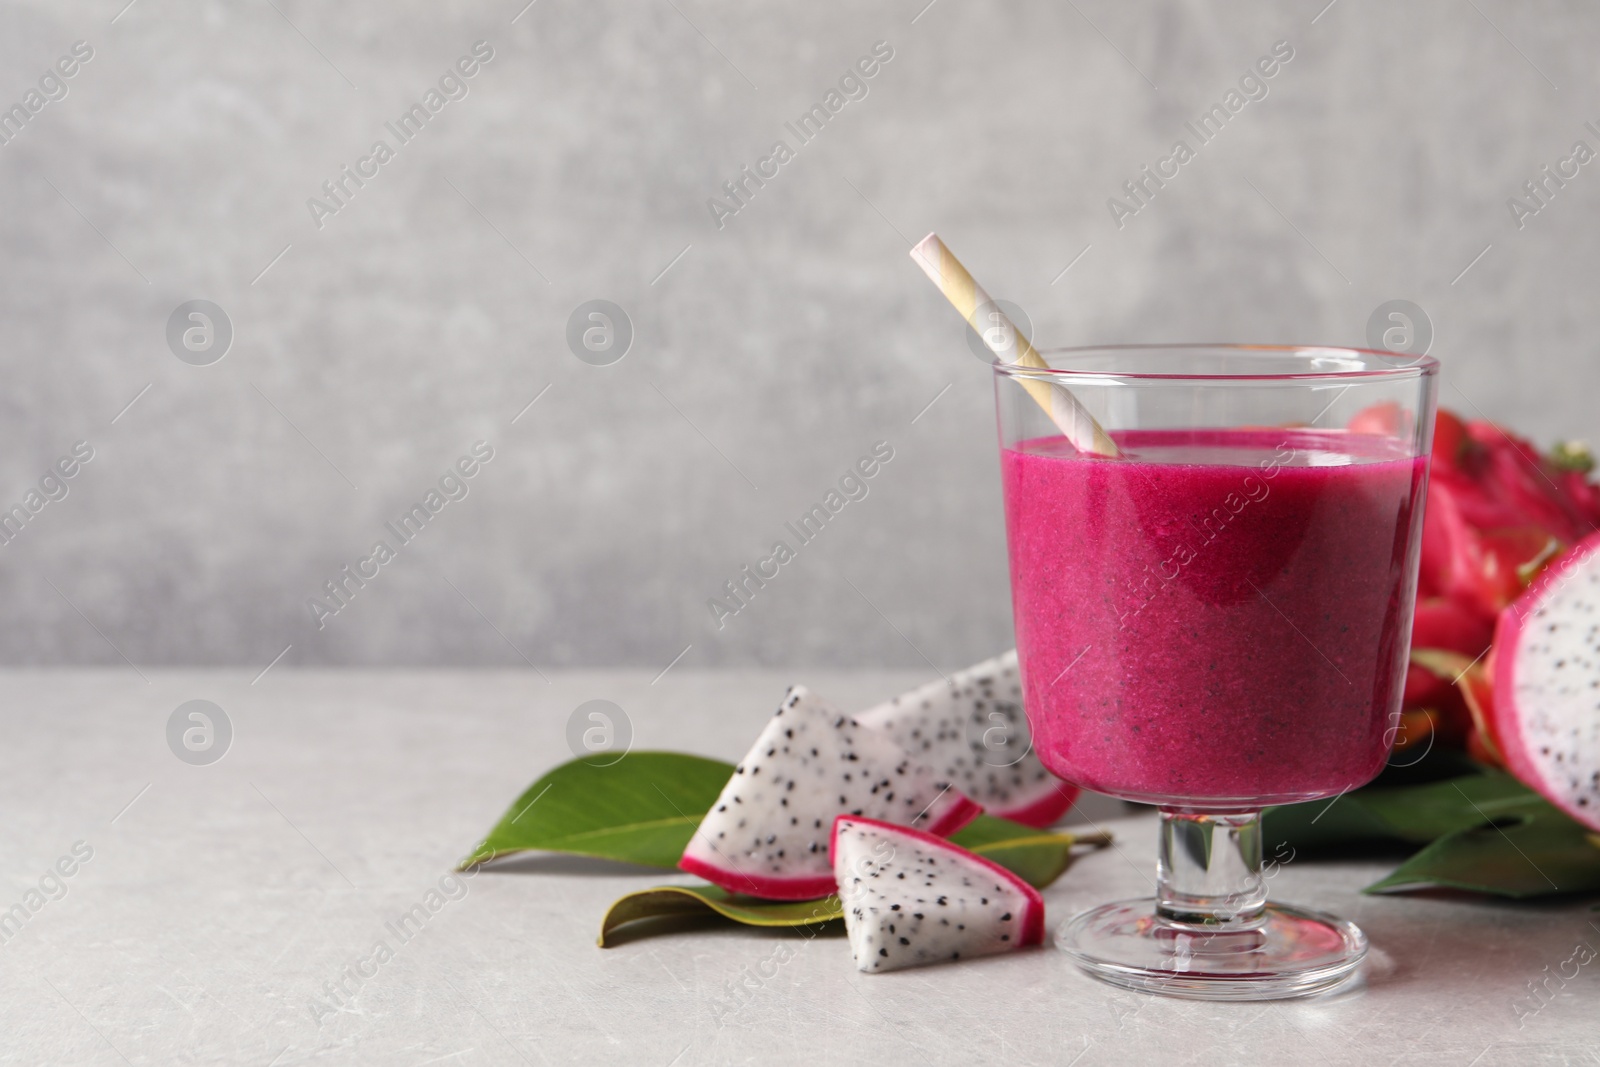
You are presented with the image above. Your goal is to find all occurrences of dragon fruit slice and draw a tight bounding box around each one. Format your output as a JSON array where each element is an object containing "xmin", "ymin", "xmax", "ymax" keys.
[
  {"xmin": 679, "ymin": 687, "xmax": 981, "ymax": 900},
  {"xmin": 1491, "ymin": 531, "xmax": 1600, "ymax": 831},
  {"xmin": 831, "ymin": 815, "xmax": 1045, "ymax": 972},
  {"xmin": 855, "ymin": 650, "xmax": 1078, "ymax": 827}
]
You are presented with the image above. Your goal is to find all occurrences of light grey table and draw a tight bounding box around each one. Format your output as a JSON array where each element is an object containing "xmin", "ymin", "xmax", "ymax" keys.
[{"xmin": 3, "ymin": 670, "xmax": 1595, "ymax": 1066}]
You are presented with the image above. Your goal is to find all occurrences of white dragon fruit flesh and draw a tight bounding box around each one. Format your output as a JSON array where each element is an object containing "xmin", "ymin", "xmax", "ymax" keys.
[
  {"xmin": 855, "ymin": 650, "xmax": 1078, "ymax": 828},
  {"xmin": 679, "ymin": 686, "xmax": 981, "ymax": 900},
  {"xmin": 1492, "ymin": 530, "xmax": 1600, "ymax": 831},
  {"xmin": 831, "ymin": 815, "xmax": 1045, "ymax": 973}
]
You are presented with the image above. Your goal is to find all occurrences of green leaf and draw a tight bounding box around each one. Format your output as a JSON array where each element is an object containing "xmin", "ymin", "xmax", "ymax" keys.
[
  {"xmin": 949, "ymin": 814, "xmax": 1111, "ymax": 889},
  {"xmin": 460, "ymin": 752, "xmax": 735, "ymax": 870},
  {"xmin": 1366, "ymin": 806, "xmax": 1600, "ymax": 898},
  {"xmin": 1263, "ymin": 772, "xmax": 1543, "ymax": 850},
  {"xmin": 599, "ymin": 885, "xmax": 843, "ymax": 947},
  {"xmin": 1266, "ymin": 772, "xmax": 1600, "ymax": 898},
  {"xmin": 597, "ymin": 816, "xmax": 1111, "ymax": 946},
  {"xmin": 1356, "ymin": 774, "xmax": 1548, "ymax": 841},
  {"xmin": 1262, "ymin": 790, "xmax": 1401, "ymax": 851}
]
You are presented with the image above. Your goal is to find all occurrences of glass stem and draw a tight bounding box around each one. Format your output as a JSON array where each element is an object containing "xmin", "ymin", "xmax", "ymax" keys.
[{"xmin": 1155, "ymin": 809, "xmax": 1267, "ymax": 927}]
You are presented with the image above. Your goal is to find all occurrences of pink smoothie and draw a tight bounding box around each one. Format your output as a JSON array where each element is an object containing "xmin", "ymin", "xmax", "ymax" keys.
[{"xmin": 1001, "ymin": 428, "xmax": 1427, "ymax": 808}]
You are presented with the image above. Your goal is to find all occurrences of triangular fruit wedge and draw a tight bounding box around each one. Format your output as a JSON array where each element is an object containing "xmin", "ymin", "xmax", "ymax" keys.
[
  {"xmin": 855, "ymin": 650, "xmax": 1078, "ymax": 827},
  {"xmin": 1491, "ymin": 531, "xmax": 1600, "ymax": 832},
  {"xmin": 830, "ymin": 815, "xmax": 1045, "ymax": 973},
  {"xmin": 679, "ymin": 687, "xmax": 981, "ymax": 900}
]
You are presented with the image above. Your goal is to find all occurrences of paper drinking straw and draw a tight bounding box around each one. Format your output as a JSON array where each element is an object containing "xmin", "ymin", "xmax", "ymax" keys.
[{"xmin": 910, "ymin": 233, "xmax": 1120, "ymax": 457}]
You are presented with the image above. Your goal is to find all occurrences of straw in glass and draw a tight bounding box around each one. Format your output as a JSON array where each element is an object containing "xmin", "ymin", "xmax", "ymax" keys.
[{"xmin": 910, "ymin": 233, "xmax": 1119, "ymax": 458}]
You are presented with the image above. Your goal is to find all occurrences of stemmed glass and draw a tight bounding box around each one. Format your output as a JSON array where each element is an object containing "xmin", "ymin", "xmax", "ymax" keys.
[{"xmin": 994, "ymin": 345, "xmax": 1437, "ymax": 999}]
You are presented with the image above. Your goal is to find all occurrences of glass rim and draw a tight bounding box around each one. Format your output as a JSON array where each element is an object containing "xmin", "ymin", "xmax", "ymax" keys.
[{"xmin": 993, "ymin": 343, "xmax": 1439, "ymax": 382}]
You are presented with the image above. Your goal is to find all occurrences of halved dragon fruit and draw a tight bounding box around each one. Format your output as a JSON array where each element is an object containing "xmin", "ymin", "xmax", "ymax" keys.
[
  {"xmin": 679, "ymin": 687, "xmax": 981, "ymax": 900},
  {"xmin": 831, "ymin": 815, "xmax": 1045, "ymax": 972},
  {"xmin": 1491, "ymin": 530, "xmax": 1600, "ymax": 831},
  {"xmin": 855, "ymin": 650, "xmax": 1078, "ymax": 827}
]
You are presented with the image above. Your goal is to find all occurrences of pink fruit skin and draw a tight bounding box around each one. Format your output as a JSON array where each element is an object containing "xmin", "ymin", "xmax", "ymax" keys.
[
  {"xmin": 679, "ymin": 794, "xmax": 983, "ymax": 901},
  {"xmin": 829, "ymin": 814, "xmax": 1045, "ymax": 948},
  {"xmin": 993, "ymin": 781, "xmax": 1078, "ymax": 829},
  {"xmin": 677, "ymin": 854, "xmax": 838, "ymax": 901},
  {"xmin": 1491, "ymin": 532, "xmax": 1600, "ymax": 833},
  {"xmin": 1412, "ymin": 597, "xmax": 1496, "ymax": 657}
]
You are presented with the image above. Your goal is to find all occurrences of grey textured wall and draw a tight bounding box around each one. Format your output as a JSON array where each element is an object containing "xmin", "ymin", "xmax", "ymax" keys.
[{"xmin": 1, "ymin": 0, "xmax": 1596, "ymax": 671}]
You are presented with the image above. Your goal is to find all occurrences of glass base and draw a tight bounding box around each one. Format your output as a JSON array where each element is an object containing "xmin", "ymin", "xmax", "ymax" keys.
[{"xmin": 1058, "ymin": 899, "xmax": 1367, "ymax": 1001}]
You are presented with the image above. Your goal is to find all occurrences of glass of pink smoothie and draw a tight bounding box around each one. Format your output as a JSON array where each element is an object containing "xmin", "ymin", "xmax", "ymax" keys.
[{"xmin": 995, "ymin": 344, "xmax": 1437, "ymax": 1000}]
